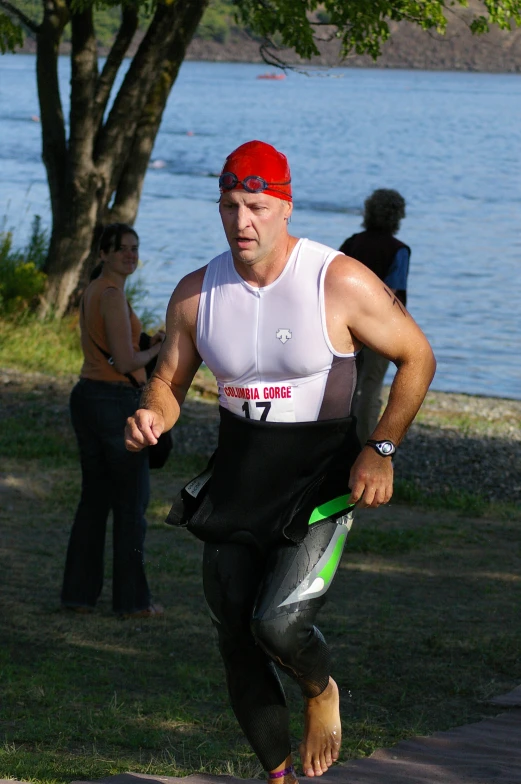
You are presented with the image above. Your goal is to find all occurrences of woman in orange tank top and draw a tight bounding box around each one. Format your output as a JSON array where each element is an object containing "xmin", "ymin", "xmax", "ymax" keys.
[{"xmin": 61, "ymin": 224, "xmax": 164, "ymax": 617}]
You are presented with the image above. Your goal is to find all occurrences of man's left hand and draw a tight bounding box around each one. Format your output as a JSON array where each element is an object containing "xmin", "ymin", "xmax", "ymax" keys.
[{"xmin": 349, "ymin": 447, "xmax": 394, "ymax": 508}]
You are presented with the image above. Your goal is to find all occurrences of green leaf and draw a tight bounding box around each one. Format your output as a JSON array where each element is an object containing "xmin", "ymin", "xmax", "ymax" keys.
[{"xmin": 0, "ymin": 12, "xmax": 24, "ymax": 53}]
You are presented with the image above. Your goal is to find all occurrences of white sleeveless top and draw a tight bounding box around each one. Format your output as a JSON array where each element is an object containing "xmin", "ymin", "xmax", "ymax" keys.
[{"xmin": 196, "ymin": 238, "xmax": 357, "ymax": 423}]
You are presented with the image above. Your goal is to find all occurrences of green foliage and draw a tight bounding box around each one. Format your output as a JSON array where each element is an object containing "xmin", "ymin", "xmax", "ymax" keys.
[
  {"xmin": 24, "ymin": 215, "xmax": 49, "ymax": 270},
  {"xmin": 484, "ymin": 0, "xmax": 521, "ymax": 30},
  {"xmin": 0, "ymin": 12, "xmax": 24, "ymax": 53},
  {"xmin": 197, "ymin": 0, "xmax": 235, "ymax": 42},
  {"xmin": 90, "ymin": 5, "xmax": 123, "ymax": 44},
  {"xmin": 235, "ymin": 0, "xmax": 521, "ymax": 60},
  {"xmin": 11, "ymin": 0, "xmax": 43, "ymax": 27},
  {"xmin": 0, "ymin": 217, "xmax": 49, "ymax": 315}
]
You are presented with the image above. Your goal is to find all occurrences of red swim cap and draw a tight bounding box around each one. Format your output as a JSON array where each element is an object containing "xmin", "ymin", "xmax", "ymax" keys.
[{"xmin": 220, "ymin": 140, "xmax": 292, "ymax": 202}]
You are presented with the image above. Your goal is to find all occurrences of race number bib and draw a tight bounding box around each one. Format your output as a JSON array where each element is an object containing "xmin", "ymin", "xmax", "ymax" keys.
[{"xmin": 221, "ymin": 383, "xmax": 295, "ymax": 423}]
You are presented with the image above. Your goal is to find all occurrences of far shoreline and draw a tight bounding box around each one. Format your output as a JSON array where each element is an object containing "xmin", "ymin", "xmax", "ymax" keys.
[{"xmin": 9, "ymin": 48, "xmax": 521, "ymax": 77}]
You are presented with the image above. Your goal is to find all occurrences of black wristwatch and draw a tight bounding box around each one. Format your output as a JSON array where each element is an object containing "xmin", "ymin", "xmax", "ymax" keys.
[{"xmin": 365, "ymin": 439, "xmax": 396, "ymax": 458}]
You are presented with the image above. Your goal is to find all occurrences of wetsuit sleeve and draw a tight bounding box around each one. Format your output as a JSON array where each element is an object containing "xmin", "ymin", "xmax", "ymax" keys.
[{"xmin": 384, "ymin": 246, "xmax": 410, "ymax": 291}]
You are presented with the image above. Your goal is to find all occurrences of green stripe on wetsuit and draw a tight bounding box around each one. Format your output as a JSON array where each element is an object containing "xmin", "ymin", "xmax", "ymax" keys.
[
  {"xmin": 308, "ymin": 493, "xmax": 352, "ymax": 525},
  {"xmin": 277, "ymin": 524, "xmax": 350, "ymax": 608},
  {"xmin": 317, "ymin": 531, "xmax": 347, "ymax": 585}
]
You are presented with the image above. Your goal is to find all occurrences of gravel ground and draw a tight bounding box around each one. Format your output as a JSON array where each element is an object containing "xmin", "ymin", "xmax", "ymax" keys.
[
  {"xmin": 395, "ymin": 426, "xmax": 521, "ymax": 505},
  {"xmin": 2, "ymin": 367, "xmax": 520, "ymax": 506}
]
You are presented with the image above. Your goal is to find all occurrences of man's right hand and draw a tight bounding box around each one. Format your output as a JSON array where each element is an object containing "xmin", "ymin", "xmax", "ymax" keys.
[{"xmin": 125, "ymin": 409, "xmax": 165, "ymax": 452}]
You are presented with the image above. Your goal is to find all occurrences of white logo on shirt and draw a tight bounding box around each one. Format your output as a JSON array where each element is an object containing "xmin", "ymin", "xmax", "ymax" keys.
[{"xmin": 276, "ymin": 328, "xmax": 292, "ymax": 344}]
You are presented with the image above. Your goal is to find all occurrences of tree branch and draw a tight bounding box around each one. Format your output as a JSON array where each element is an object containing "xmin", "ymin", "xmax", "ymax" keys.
[
  {"xmin": 259, "ymin": 39, "xmax": 292, "ymax": 68},
  {"xmin": 36, "ymin": 0, "xmax": 68, "ymax": 217},
  {"xmin": 0, "ymin": 0, "xmax": 39, "ymax": 35},
  {"xmin": 93, "ymin": 4, "xmax": 139, "ymax": 132},
  {"xmin": 95, "ymin": 0, "xmax": 209, "ymax": 184},
  {"xmin": 94, "ymin": 3, "xmax": 178, "ymax": 172},
  {"xmin": 106, "ymin": 27, "xmax": 190, "ymax": 225},
  {"xmin": 98, "ymin": 0, "xmax": 209, "ymax": 230},
  {"xmin": 67, "ymin": 0, "xmax": 99, "ymax": 173}
]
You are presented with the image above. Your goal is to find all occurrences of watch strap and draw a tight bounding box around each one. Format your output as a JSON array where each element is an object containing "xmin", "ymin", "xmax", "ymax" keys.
[{"xmin": 365, "ymin": 439, "xmax": 396, "ymax": 457}]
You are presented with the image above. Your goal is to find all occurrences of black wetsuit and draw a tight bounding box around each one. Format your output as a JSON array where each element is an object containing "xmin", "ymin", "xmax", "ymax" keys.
[
  {"xmin": 169, "ymin": 417, "xmax": 360, "ymax": 770},
  {"xmin": 203, "ymin": 513, "xmax": 352, "ymax": 770}
]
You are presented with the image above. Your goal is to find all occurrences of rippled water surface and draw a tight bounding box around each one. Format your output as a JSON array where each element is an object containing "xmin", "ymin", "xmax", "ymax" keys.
[{"xmin": 1, "ymin": 56, "xmax": 520, "ymax": 399}]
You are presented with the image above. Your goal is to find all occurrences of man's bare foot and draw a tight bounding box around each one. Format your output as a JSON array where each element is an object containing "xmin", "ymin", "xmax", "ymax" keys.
[{"xmin": 299, "ymin": 677, "xmax": 341, "ymax": 777}]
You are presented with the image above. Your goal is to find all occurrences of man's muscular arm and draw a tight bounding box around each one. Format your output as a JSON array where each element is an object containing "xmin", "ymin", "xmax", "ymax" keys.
[
  {"xmin": 326, "ymin": 255, "xmax": 436, "ymax": 508},
  {"xmin": 125, "ymin": 268, "xmax": 205, "ymax": 452}
]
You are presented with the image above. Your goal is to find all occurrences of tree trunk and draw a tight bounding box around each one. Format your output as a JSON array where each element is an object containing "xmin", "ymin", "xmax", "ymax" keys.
[
  {"xmin": 108, "ymin": 15, "xmax": 203, "ymax": 224},
  {"xmin": 38, "ymin": 0, "xmax": 209, "ymax": 318},
  {"xmin": 35, "ymin": 0, "xmax": 68, "ymax": 232},
  {"xmin": 42, "ymin": 171, "xmax": 102, "ymax": 317}
]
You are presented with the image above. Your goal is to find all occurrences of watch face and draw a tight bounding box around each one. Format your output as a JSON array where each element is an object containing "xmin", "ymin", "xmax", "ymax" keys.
[{"xmin": 366, "ymin": 439, "xmax": 396, "ymax": 457}]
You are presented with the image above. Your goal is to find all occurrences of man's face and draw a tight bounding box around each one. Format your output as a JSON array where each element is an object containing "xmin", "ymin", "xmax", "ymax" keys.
[{"xmin": 219, "ymin": 189, "xmax": 292, "ymax": 267}]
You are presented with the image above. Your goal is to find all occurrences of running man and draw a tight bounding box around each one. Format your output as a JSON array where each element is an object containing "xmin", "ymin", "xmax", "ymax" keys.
[{"xmin": 125, "ymin": 141, "xmax": 436, "ymax": 782}]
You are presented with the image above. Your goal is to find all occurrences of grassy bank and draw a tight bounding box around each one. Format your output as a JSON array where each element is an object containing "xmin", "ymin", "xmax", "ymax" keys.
[
  {"xmin": 1, "ymin": 318, "xmax": 521, "ymax": 783},
  {"xmin": 0, "ymin": 315, "xmax": 83, "ymax": 377}
]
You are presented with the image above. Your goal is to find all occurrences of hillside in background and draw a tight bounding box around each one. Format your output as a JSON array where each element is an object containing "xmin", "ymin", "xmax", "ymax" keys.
[
  {"xmin": 187, "ymin": 0, "xmax": 521, "ymax": 72},
  {"xmin": 14, "ymin": 0, "xmax": 521, "ymax": 72}
]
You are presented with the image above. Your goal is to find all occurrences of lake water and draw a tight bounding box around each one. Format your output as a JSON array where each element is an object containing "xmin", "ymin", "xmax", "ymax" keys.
[{"xmin": 1, "ymin": 55, "xmax": 521, "ymax": 400}]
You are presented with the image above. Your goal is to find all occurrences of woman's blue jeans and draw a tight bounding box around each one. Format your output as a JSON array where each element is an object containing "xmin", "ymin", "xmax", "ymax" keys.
[{"xmin": 61, "ymin": 378, "xmax": 151, "ymax": 614}]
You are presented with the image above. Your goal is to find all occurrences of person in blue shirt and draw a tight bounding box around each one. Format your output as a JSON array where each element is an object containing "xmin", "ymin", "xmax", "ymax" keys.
[{"xmin": 339, "ymin": 189, "xmax": 410, "ymax": 445}]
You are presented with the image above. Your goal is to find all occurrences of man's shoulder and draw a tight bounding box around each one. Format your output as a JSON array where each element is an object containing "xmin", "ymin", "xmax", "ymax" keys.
[
  {"xmin": 173, "ymin": 248, "xmax": 232, "ymax": 299},
  {"xmin": 326, "ymin": 250, "xmax": 374, "ymax": 289},
  {"xmin": 300, "ymin": 237, "xmax": 340, "ymax": 258},
  {"xmin": 203, "ymin": 248, "xmax": 234, "ymax": 281},
  {"xmin": 172, "ymin": 266, "xmax": 207, "ymax": 303}
]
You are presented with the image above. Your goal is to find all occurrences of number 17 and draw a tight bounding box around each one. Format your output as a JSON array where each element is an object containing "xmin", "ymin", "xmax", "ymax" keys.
[{"xmin": 242, "ymin": 401, "xmax": 271, "ymax": 421}]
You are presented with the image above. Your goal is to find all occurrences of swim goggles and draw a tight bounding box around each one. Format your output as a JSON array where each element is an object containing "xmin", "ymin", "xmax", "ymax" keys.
[{"xmin": 219, "ymin": 172, "xmax": 291, "ymax": 194}]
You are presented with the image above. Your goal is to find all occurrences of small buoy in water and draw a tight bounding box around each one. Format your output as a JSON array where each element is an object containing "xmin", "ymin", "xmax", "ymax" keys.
[
  {"xmin": 149, "ymin": 159, "xmax": 167, "ymax": 169},
  {"xmin": 186, "ymin": 130, "xmax": 194, "ymax": 136},
  {"xmin": 31, "ymin": 115, "xmax": 40, "ymax": 122}
]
